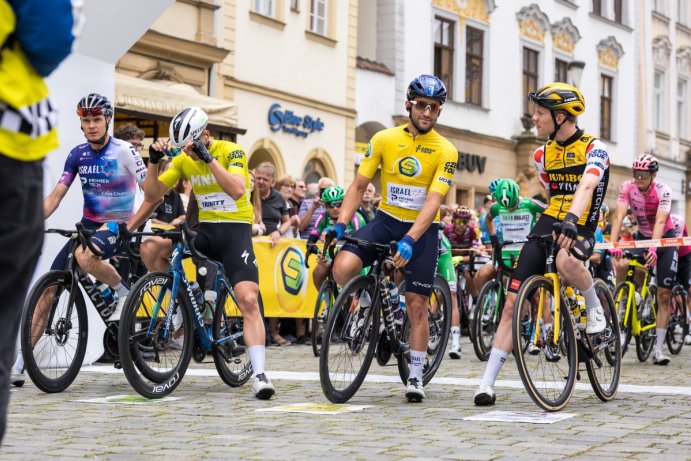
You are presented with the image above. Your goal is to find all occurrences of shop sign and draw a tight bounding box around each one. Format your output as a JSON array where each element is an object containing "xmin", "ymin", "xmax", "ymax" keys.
[
  {"xmin": 268, "ymin": 103, "xmax": 324, "ymax": 138},
  {"xmin": 457, "ymin": 152, "xmax": 487, "ymax": 174}
]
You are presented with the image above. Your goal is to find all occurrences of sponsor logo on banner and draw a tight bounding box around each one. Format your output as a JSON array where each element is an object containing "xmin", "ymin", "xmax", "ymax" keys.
[{"xmin": 273, "ymin": 246, "xmax": 308, "ymax": 313}]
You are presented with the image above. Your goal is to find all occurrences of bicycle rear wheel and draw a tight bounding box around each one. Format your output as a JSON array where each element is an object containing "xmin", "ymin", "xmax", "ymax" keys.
[
  {"xmin": 397, "ymin": 274, "xmax": 452, "ymax": 385},
  {"xmin": 512, "ymin": 275, "xmax": 577, "ymax": 412},
  {"xmin": 312, "ymin": 280, "xmax": 334, "ymax": 358},
  {"xmin": 118, "ymin": 272, "xmax": 194, "ymax": 398},
  {"xmin": 472, "ymin": 279, "xmax": 501, "ymax": 361},
  {"xmin": 635, "ymin": 288, "xmax": 656, "ymax": 362},
  {"xmin": 22, "ymin": 271, "xmax": 88, "ymax": 393},
  {"xmin": 319, "ymin": 275, "xmax": 379, "ymax": 403},
  {"xmin": 613, "ymin": 283, "xmax": 633, "ymax": 357},
  {"xmin": 666, "ymin": 285, "xmax": 687, "ymax": 355},
  {"xmin": 212, "ymin": 287, "xmax": 256, "ymax": 387},
  {"xmin": 585, "ymin": 279, "xmax": 621, "ymax": 402}
]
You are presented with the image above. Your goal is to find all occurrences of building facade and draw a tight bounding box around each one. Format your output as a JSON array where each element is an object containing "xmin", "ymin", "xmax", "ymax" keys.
[{"xmin": 355, "ymin": 0, "xmax": 636, "ymax": 211}]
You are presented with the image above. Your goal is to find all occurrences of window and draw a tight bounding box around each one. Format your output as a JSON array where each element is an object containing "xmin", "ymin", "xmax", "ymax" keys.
[
  {"xmin": 679, "ymin": 0, "xmax": 688, "ymax": 25},
  {"xmin": 310, "ymin": 0, "xmax": 328, "ymax": 35},
  {"xmin": 255, "ymin": 0, "xmax": 275, "ymax": 17},
  {"xmin": 555, "ymin": 58, "xmax": 568, "ymax": 83},
  {"xmin": 465, "ymin": 26, "xmax": 484, "ymax": 106},
  {"xmin": 592, "ymin": 0, "xmax": 603, "ymax": 16},
  {"xmin": 653, "ymin": 0, "xmax": 666, "ymax": 15},
  {"xmin": 613, "ymin": 0, "xmax": 623, "ymax": 24},
  {"xmin": 654, "ymin": 70, "xmax": 665, "ymax": 131},
  {"xmin": 523, "ymin": 47, "xmax": 539, "ymax": 115},
  {"xmin": 434, "ymin": 17, "xmax": 454, "ymax": 99},
  {"xmin": 678, "ymin": 79, "xmax": 688, "ymax": 139},
  {"xmin": 291, "ymin": 0, "xmax": 299, "ymax": 12},
  {"xmin": 600, "ymin": 74, "xmax": 613, "ymax": 140}
]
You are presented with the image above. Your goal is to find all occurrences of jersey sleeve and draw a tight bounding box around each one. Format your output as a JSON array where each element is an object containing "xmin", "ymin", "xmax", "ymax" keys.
[
  {"xmin": 488, "ymin": 203, "xmax": 500, "ymax": 219},
  {"xmin": 657, "ymin": 183, "xmax": 672, "ymax": 212},
  {"xmin": 532, "ymin": 146, "xmax": 549, "ymax": 190},
  {"xmin": 225, "ymin": 146, "xmax": 247, "ymax": 176},
  {"xmin": 526, "ymin": 197, "xmax": 547, "ymax": 214},
  {"xmin": 123, "ymin": 144, "xmax": 147, "ymax": 185},
  {"xmin": 158, "ymin": 156, "xmax": 184, "ymax": 190},
  {"xmin": 357, "ymin": 132, "xmax": 384, "ymax": 178},
  {"xmin": 58, "ymin": 148, "xmax": 79, "ymax": 187},
  {"xmin": 584, "ymin": 140, "xmax": 609, "ymax": 181},
  {"xmin": 428, "ymin": 142, "xmax": 457, "ymax": 196},
  {"xmin": 617, "ymin": 180, "xmax": 632, "ymax": 205}
]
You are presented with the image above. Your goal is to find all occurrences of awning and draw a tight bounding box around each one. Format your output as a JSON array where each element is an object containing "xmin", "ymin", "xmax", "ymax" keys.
[{"xmin": 114, "ymin": 73, "xmax": 239, "ymax": 129}]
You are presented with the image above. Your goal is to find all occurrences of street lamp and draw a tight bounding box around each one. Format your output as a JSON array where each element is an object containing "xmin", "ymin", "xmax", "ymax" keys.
[{"xmin": 567, "ymin": 61, "xmax": 585, "ymax": 87}]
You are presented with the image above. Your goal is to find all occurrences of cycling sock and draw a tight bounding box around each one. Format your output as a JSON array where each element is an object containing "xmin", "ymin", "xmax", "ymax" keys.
[
  {"xmin": 114, "ymin": 281, "xmax": 129, "ymax": 298},
  {"xmin": 481, "ymin": 348, "xmax": 508, "ymax": 387},
  {"xmin": 248, "ymin": 345, "xmax": 265, "ymax": 377},
  {"xmin": 409, "ymin": 350, "xmax": 426, "ymax": 382},
  {"xmin": 451, "ymin": 326, "xmax": 461, "ymax": 347},
  {"xmin": 580, "ymin": 284, "xmax": 600, "ymax": 308},
  {"xmin": 655, "ymin": 328, "xmax": 666, "ymax": 351},
  {"xmin": 13, "ymin": 354, "xmax": 24, "ymax": 373}
]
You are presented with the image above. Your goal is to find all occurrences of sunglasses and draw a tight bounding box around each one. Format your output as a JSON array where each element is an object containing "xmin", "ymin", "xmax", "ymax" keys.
[
  {"xmin": 454, "ymin": 219, "xmax": 469, "ymax": 225},
  {"xmin": 633, "ymin": 170, "xmax": 653, "ymax": 180},
  {"xmin": 130, "ymin": 142, "xmax": 144, "ymax": 150},
  {"xmin": 77, "ymin": 107, "xmax": 106, "ymax": 117},
  {"xmin": 411, "ymin": 100, "xmax": 441, "ymax": 114},
  {"xmin": 326, "ymin": 201, "xmax": 343, "ymax": 209}
]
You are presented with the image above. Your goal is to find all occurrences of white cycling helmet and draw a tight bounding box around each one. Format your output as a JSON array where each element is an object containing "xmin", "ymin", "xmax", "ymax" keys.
[{"xmin": 169, "ymin": 107, "xmax": 209, "ymax": 148}]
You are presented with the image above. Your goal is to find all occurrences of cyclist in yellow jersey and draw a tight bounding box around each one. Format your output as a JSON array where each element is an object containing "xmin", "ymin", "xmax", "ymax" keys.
[
  {"xmin": 331, "ymin": 75, "xmax": 458, "ymax": 402},
  {"xmin": 474, "ymin": 83, "xmax": 609, "ymax": 407},
  {"xmin": 142, "ymin": 107, "xmax": 274, "ymax": 400}
]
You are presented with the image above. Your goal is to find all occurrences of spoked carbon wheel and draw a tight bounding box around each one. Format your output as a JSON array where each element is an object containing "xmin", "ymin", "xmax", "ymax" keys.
[
  {"xmin": 585, "ymin": 279, "xmax": 621, "ymax": 402},
  {"xmin": 397, "ymin": 274, "xmax": 452, "ymax": 385},
  {"xmin": 512, "ymin": 275, "xmax": 577, "ymax": 412},
  {"xmin": 212, "ymin": 287, "xmax": 255, "ymax": 387},
  {"xmin": 613, "ymin": 283, "xmax": 633, "ymax": 357},
  {"xmin": 118, "ymin": 272, "xmax": 194, "ymax": 398},
  {"xmin": 472, "ymin": 280, "xmax": 502, "ymax": 361},
  {"xmin": 666, "ymin": 285, "xmax": 688, "ymax": 355},
  {"xmin": 21, "ymin": 271, "xmax": 88, "ymax": 393},
  {"xmin": 312, "ymin": 281, "xmax": 334, "ymax": 358},
  {"xmin": 319, "ymin": 275, "xmax": 379, "ymax": 403},
  {"xmin": 635, "ymin": 289, "xmax": 656, "ymax": 362}
]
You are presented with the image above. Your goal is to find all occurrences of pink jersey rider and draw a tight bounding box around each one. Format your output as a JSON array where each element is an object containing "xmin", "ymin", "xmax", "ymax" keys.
[{"xmin": 617, "ymin": 180, "xmax": 674, "ymax": 238}]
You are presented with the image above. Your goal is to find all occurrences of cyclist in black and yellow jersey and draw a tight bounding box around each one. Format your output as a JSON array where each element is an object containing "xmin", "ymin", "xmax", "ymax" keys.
[
  {"xmin": 142, "ymin": 107, "xmax": 274, "ymax": 400},
  {"xmin": 474, "ymin": 82, "xmax": 609, "ymax": 406},
  {"xmin": 330, "ymin": 74, "xmax": 458, "ymax": 402}
]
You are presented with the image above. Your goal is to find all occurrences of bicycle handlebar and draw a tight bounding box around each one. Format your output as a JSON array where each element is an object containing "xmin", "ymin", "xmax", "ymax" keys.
[
  {"xmin": 527, "ymin": 222, "xmax": 588, "ymax": 262},
  {"xmin": 46, "ymin": 223, "xmax": 105, "ymax": 258}
]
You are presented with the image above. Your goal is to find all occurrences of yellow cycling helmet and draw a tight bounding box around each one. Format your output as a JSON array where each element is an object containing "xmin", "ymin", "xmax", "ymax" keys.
[{"xmin": 528, "ymin": 82, "xmax": 585, "ymax": 116}]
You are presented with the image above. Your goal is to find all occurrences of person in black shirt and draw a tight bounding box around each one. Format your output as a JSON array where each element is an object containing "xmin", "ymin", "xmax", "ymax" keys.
[
  {"xmin": 255, "ymin": 162, "xmax": 291, "ymax": 246},
  {"xmin": 151, "ymin": 162, "xmax": 186, "ymax": 226},
  {"xmin": 357, "ymin": 182, "xmax": 378, "ymax": 224}
]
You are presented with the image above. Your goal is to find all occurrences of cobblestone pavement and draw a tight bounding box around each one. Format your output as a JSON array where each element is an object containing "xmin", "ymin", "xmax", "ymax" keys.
[{"xmin": 4, "ymin": 336, "xmax": 691, "ymax": 460}]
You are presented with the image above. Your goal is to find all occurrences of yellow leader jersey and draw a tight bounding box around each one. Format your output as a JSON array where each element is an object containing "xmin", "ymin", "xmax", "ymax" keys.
[
  {"xmin": 159, "ymin": 139, "xmax": 253, "ymax": 224},
  {"xmin": 359, "ymin": 125, "xmax": 458, "ymax": 222}
]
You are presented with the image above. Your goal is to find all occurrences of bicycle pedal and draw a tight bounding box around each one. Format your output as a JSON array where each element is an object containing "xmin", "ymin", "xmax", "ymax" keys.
[{"xmin": 113, "ymin": 360, "xmax": 122, "ymax": 370}]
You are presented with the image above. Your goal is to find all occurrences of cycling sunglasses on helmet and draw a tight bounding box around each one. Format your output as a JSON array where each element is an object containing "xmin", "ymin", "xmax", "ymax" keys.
[
  {"xmin": 454, "ymin": 218, "xmax": 469, "ymax": 225},
  {"xmin": 632, "ymin": 170, "xmax": 652, "ymax": 180},
  {"xmin": 77, "ymin": 107, "xmax": 106, "ymax": 117},
  {"xmin": 411, "ymin": 100, "xmax": 441, "ymax": 114},
  {"xmin": 326, "ymin": 201, "xmax": 343, "ymax": 209}
]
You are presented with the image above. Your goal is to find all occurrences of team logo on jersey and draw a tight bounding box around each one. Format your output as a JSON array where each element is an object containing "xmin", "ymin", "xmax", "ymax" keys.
[
  {"xmin": 398, "ymin": 157, "xmax": 421, "ymax": 177},
  {"xmin": 364, "ymin": 142, "xmax": 372, "ymax": 158}
]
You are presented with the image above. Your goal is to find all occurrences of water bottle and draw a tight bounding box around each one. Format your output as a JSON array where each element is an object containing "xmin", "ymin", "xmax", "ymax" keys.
[
  {"xmin": 97, "ymin": 283, "xmax": 116, "ymax": 309},
  {"xmin": 189, "ymin": 281, "xmax": 204, "ymax": 308},
  {"xmin": 203, "ymin": 290, "xmax": 217, "ymax": 326}
]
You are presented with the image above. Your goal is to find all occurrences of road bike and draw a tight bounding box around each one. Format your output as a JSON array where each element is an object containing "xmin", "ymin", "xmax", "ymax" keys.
[
  {"xmin": 666, "ymin": 282, "xmax": 688, "ymax": 354},
  {"xmin": 118, "ymin": 223, "xmax": 257, "ymax": 398},
  {"xmin": 319, "ymin": 236, "xmax": 451, "ymax": 403},
  {"xmin": 306, "ymin": 242, "xmax": 338, "ymax": 357},
  {"xmin": 613, "ymin": 251, "xmax": 657, "ymax": 361},
  {"xmin": 512, "ymin": 225, "xmax": 621, "ymax": 411}
]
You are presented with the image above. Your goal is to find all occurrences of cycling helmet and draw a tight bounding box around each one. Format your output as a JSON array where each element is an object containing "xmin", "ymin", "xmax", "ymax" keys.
[
  {"xmin": 453, "ymin": 206, "xmax": 472, "ymax": 220},
  {"xmin": 406, "ymin": 74, "xmax": 447, "ymax": 104},
  {"xmin": 528, "ymin": 82, "xmax": 585, "ymax": 116},
  {"xmin": 77, "ymin": 93, "xmax": 113, "ymax": 117},
  {"xmin": 600, "ymin": 203, "xmax": 610, "ymax": 219},
  {"xmin": 632, "ymin": 153, "xmax": 659, "ymax": 172},
  {"xmin": 488, "ymin": 178, "xmax": 501, "ymax": 195},
  {"xmin": 169, "ymin": 107, "xmax": 209, "ymax": 148},
  {"xmin": 321, "ymin": 186, "xmax": 345, "ymax": 204},
  {"xmin": 493, "ymin": 178, "xmax": 520, "ymax": 209}
]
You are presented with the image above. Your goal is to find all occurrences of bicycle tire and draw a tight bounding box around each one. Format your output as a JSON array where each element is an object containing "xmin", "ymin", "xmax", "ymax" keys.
[
  {"xmin": 613, "ymin": 283, "xmax": 633, "ymax": 357},
  {"xmin": 311, "ymin": 280, "xmax": 334, "ymax": 358},
  {"xmin": 472, "ymin": 279, "xmax": 501, "ymax": 361},
  {"xmin": 585, "ymin": 279, "xmax": 621, "ymax": 402},
  {"xmin": 118, "ymin": 272, "xmax": 194, "ymax": 398},
  {"xmin": 319, "ymin": 275, "xmax": 379, "ymax": 403},
  {"xmin": 635, "ymin": 288, "xmax": 655, "ymax": 362},
  {"xmin": 212, "ymin": 286, "xmax": 256, "ymax": 387},
  {"xmin": 666, "ymin": 285, "xmax": 687, "ymax": 355},
  {"xmin": 512, "ymin": 275, "xmax": 578, "ymax": 412},
  {"xmin": 22, "ymin": 271, "xmax": 88, "ymax": 393},
  {"xmin": 396, "ymin": 274, "xmax": 452, "ymax": 385}
]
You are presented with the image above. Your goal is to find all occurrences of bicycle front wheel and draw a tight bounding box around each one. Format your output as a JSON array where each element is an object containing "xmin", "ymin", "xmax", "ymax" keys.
[
  {"xmin": 635, "ymin": 288, "xmax": 656, "ymax": 362},
  {"xmin": 666, "ymin": 285, "xmax": 687, "ymax": 355},
  {"xmin": 312, "ymin": 280, "xmax": 335, "ymax": 358},
  {"xmin": 118, "ymin": 272, "xmax": 194, "ymax": 398},
  {"xmin": 512, "ymin": 275, "xmax": 578, "ymax": 412},
  {"xmin": 585, "ymin": 279, "xmax": 621, "ymax": 402},
  {"xmin": 22, "ymin": 271, "xmax": 88, "ymax": 393},
  {"xmin": 613, "ymin": 283, "xmax": 633, "ymax": 357},
  {"xmin": 397, "ymin": 274, "xmax": 452, "ymax": 385},
  {"xmin": 472, "ymin": 279, "xmax": 502, "ymax": 361},
  {"xmin": 212, "ymin": 287, "xmax": 256, "ymax": 387},
  {"xmin": 319, "ymin": 275, "xmax": 379, "ymax": 403}
]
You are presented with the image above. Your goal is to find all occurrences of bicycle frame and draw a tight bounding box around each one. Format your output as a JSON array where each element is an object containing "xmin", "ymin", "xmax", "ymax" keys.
[{"xmin": 617, "ymin": 258, "xmax": 656, "ymax": 335}]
